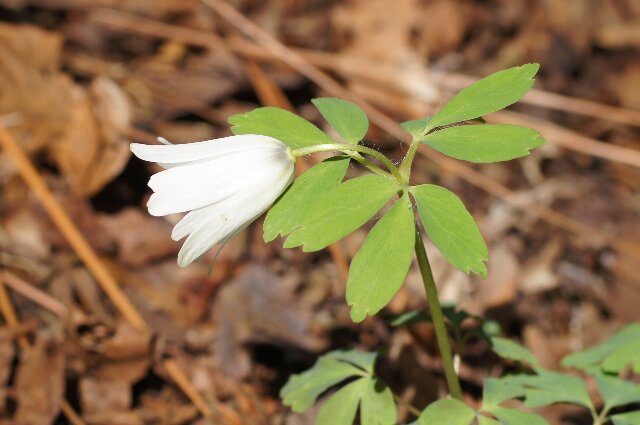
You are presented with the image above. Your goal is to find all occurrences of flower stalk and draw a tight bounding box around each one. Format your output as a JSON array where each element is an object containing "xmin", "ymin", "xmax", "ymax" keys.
[{"xmin": 291, "ymin": 143, "xmax": 404, "ymax": 184}]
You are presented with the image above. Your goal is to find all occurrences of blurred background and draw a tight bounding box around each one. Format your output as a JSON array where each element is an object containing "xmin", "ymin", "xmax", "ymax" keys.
[{"xmin": 0, "ymin": 0, "xmax": 639, "ymax": 424}]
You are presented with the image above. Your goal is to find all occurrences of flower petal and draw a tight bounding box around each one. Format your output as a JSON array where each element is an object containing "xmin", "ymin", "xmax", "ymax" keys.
[
  {"xmin": 146, "ymin": 148, "xmax": 290, "ymax": 216},
  {"xmin": 175, "ymin": 155, "xmax": 294, "ymax": 266},
  {"xmin": 130, "ymin": 134, "xmax": 284, "ymax": 165}
]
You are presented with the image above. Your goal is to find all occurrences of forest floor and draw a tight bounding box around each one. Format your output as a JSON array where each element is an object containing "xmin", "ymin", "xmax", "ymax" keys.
[{"xmin": 0, "ymin": 1, "xmax": 640, "ymax": 424}]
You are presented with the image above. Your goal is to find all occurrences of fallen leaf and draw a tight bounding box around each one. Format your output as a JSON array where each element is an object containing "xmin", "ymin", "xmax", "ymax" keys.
[{"xmin": 13, "ymin": 332, "xmax": 65, "ymax": 425}]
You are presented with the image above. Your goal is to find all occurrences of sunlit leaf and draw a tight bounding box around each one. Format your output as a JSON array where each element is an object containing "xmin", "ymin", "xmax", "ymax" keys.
[
  {"xmin": 312, "ymin": 98, "xmax": 369, "ymax": 144},
  {"xmin": 346, "ymin": 194, "xmax": 415, "ymax": 322},
  {"xmin": 611, "ymin": 410, "xmax": 640, "ymax": 425},
  {"xmin": 503, "ymin": 370, "xmax": 594, "ymax": 410},
  {"xmin": 280, "ymin": 351, "xmax": 366, "ymax": 412},
  {"xmin": 360, "ymin": 377, "xmax": 397, "ymax": 425},
  {"xmin": 411, "ymin": 184, "xmax": 488, "ymax": 276},
  {"xmin": 562, "ymin": 324, "xmax": 640, "ymax": 374},
  {"xmin": 426, "ymin": 64, "xmax": 539, "ymax": 130},
  {"xmin": 284, "ymin": 175, "xmax": 398, "ymax": 251},
  {"xmin": 421, "ymin": 124, "xmax": 544, "ymax": 163},
  {"xmin": 264, "ymin": 157, "xmax": 349, "ymax": 242},
  {"xmin": 417, "ymin": 399, "xmax": 476, "ymax": 425},
  {"xmin": 329, "ymin": 350, "xmax": 378, "ymax": 375},
  {"xmin": 490, "ymin": 337, "xmax": 539, "ymax": 366},
  {"xmin": 594, "ymin": 372, "xmax": 640, "ymax": 411},
  {"xmin": 315, "ymin": 378, "xmax": 363, "ymax": 425},
  {"xmin": 487, "ymin": 406, "xmax": 550, "ymax": 425},
  {"xmin": 229, "ymin": 106, "xmax": 334, "ymax": 148},
  {"xmin": 482, "ymin": 378, "xmax": 526, "ymax": 410},
  {"xmin": 401, "ymin": 117, "xmax": 433, "ymax": 138}
]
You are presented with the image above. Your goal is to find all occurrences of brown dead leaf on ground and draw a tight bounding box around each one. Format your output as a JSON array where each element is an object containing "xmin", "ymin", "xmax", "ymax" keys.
[
  {"xmin": 13, "ymin": 332, "xmax": 65, "ymax": 425},
  {"xmin": 0, "ymin": 329, "xmax": 14, "ymax": 413},
  {"xmin": 0, "ymin": 23, "xmax": 132, "ymax": 196},
  {"xmin": 214, "ymin": 265, "xmax": 326, "ymax": 379}
]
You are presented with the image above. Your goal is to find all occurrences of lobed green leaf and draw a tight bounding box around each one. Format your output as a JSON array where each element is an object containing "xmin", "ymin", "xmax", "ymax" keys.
[
  {"xmin": 562, "ymin": 323, "xmax": 640, "ymax": 374},
  {"xmin": 346, "ymin": 194, "xmax": 416, "ymax": 322},
  {"xmin": 421, "ymin": 124, "xmax": 544, "ymax": 163},
  {"xmin": 426, "ymin": 64, "xmax": 539, "ymax": 131},
  {"xmin": 315, "ymin": 378, "xmax": 364, "ymax": 425},
  {"xmin": 482, "ymin": 378, "xmax": 527, "ymax": 410},
  {"xmin": 503, "ymin": 370, "xmax": 593, "ymax": 410},
  {"xmin": 417, "ymin": 399, "xmax": 476, "ymax": 425},
  {"xmin": 611, "ymin": 410, "xmax": 640, "ymax": 425},
  {"xmin": 490, "ymin": 337, "xmax": 539, "ymax": 366},
  {"xmin": 264, "ymin": 157, "xmax": 350, "ymax": 242},
  {"xmin": 283, "ymin": 175, "xmax": 399, "ymax": 252},
  {"xmin": 400, "ymin": 117, "xmax": 433, "ymax": 138},
  {"xmin": 487, "ymin": 406, "xmax": 550, "ymax": 425},
  {"xmin": 280, "ymin": 353, "xmax": 365, "ymax": 412},
  {"xmin": 312, "ymin": 98, "xmax": 369, "ymax": 144},
  {"xmin": 229, "ymin": 106, "xmax": 334, "ymax": 148},
  {"xmin": 411, "ymin": 184, "xmax": 488, "ymax": 276},
  {"xmin": 359, "ymin": 377, "xmax": 397, "ymax": 425},
  {"xmin": 594, "ymin": 372, "xmax": 640, "ymax": 411}
]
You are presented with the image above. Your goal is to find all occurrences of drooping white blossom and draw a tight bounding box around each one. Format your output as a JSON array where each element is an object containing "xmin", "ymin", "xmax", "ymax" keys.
[{"xmin": 131, "ymin": 135, "xmax": 295, "ymax": 266}]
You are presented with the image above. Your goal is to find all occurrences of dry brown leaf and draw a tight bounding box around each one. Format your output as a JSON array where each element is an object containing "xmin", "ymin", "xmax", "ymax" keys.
[
  {"xmin": 98, "ymin": 207, "xmax": 177, "ymax": 267},
  {"xmin": 478, "ymin": 243, "xmax": 520, "ymax": 309},
  {"xmin": 0, "ymin": 23, "xmax": 132, "ymax": 196},
  {"xmin": 0, "ymin": 23, "xmax": 73, "ymax": 172},
  {"xmin": 13, "ymin": 332, "xmax": 65, "ymax": 425},
  {"xmin": 0, "ymin": 328, "xmax": 15, "ymax": 413},
  {"xmin": 213, "ymin": 265, "xmax": 325, "ymax": 379}
]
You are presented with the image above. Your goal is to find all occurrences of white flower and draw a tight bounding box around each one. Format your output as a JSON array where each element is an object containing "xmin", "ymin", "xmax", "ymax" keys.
[{"xmin": 130, "ymin": 134, "xmax": 295, "ymax": 267}]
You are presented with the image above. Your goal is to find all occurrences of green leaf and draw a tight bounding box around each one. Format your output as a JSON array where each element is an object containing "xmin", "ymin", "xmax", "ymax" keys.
[
  {"xmin": 284, "ymin": 175, "xmax": 398, "ymax": 252},
  {"xmin": 360, "ymin": 377, "xmax": 397, "ymax": 425},
  {"xmin": 411, "ymin": 184, "xmax": 488, "ymax": 276},
  {"xmin": 490, "ymin": 337, "xmax": 538, "ymax": 366},
  {"xmin": 482, "ymin": 378, "xmax": 527, "ymax": 410},
  {"xmin": 346, "ymin": 194, "xmax": 415, "ymax": 322},
  {"xmin": 562, "ymin": 324, "xmax": 640, "ymax": 374},
  {"xmin": 421, "ymin": 124, "xmax": 544, "ymax": 163},
  {"xmin": 594, "ymin": 373, "xmax": 640, "ymax": 411},
  {"xmin": 312, "ymin": 98, "xmax": 369, "ymax": 144},
  {"xmin": 427, "ymin": 64, "xmax": 539, "ymax": 130},
  {"xmin": 264, "ymin": 157, "xmax": 349, "ymax": 242},
  {"xmin": 503, "ymin": 370, "xmax": 594, "ymax": 410},
  {"xmin": 481, "ymin": 379, "xmax": 550, "ymax": 425},
  {"xmin": 487, "ymin": 406, "xmax": 550, "ymax": 425},
  {"xmin": 316, "ymin": 376, "xmax": 396, "ymax": 425},
  {"xmin": 417, "ymin": 399, "xmax": 476, "ymax": 425},
  {"xmin": 328, "ymin": 350, "xmax": 378, "ymax": 375},
  {"xmin": 280, "ymin": 351, "xmax": 366, "ymax": 412},
  {"xmin": 400, "ymin": 117, "xmax": 433, "ymax": 138},
  {"xmin": 478, "ymin": 416, "xmax": 502, "ymax": 425},
  {"xmin": 611, "ymin": 411, "xmax": 640, "ymax": 425},
  {"xmin": 229, "ymin": 106, "xmax": 334, "ymax": 148},
  {"xmin": 315, "ymin": 378, "xmax": 363, "ymax": 425}
]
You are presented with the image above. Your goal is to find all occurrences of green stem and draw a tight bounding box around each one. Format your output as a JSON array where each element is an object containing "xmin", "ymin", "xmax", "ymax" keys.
[
  {"xmin": 291, "ymin": 143, "xmax": 403, "ymax": 183},
  {"xmin": 398, "ymin": 140, "xmax": 420, "ymax": 183},
  {"xmin": 414, "ymin": 224, "xmax": 463, "ymax": 400}
]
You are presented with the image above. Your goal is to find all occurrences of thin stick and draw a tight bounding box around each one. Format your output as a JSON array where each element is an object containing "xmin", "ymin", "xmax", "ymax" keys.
[
  {"xmin": 60, "ymin": 401, "xmax": 86, "ymax": 425},
  {"xmin": 164, "ymin": 359, "xmax": 214, "ymax": 418},
  {"xmin": 0, "ymin": 272, "xmax": 87, "ymax": 424},
  {"xmin": 394, "ymin": 394, "xmax": 422, "ymax": 418},
  {"xmin": 0, "ymin": 273, "xmax": 29, "ymax": 350},
  {"xmin": 2, "ymin": 271, "xmax": 68, "ymax": 318},
  {"xmin": 0, "ymin": 127, "xmax": 146, "ymax": 331},
  {"xmin": 413, "ymin": 226, "xmax": 463, "ymax": 400}
]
